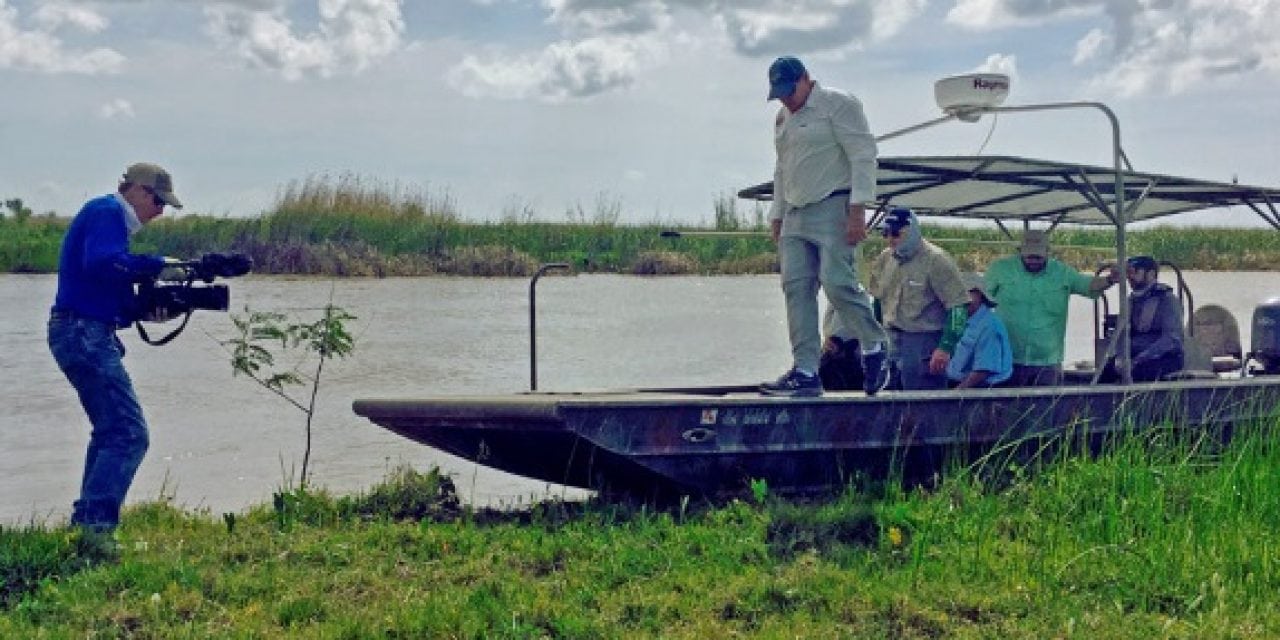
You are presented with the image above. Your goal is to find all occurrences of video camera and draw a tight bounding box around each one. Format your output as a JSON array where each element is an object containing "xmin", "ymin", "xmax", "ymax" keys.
[{"xmin": 135, "ymin": 252, "xmax": 253, "ymax": 345}]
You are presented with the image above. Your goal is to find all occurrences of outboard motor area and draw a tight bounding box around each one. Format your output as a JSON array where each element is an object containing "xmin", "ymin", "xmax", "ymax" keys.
[{"xmin": 1249, "ymin": 298, "xmax": 1280, "ymax": 375}]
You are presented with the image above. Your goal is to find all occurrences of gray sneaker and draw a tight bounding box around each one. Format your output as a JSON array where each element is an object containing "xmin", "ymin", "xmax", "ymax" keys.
[
  {"xmin": 861, "ymin": 350, "xmax": 890, "ymax": 396},
  {"xmin": 761, "ymin": 368, "xmax": 823, "ymax": 397}
]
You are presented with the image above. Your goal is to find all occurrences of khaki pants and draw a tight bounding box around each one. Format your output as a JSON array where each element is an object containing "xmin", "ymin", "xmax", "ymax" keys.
[{"xmin": 779, "ymin": 196, "xmax": 886, "ymax": 373}]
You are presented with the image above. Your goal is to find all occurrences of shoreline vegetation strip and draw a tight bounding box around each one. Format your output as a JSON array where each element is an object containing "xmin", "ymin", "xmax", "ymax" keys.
[{"xmin": 4, "ymin": 178, "xmax": 1280, "ymax": 275}]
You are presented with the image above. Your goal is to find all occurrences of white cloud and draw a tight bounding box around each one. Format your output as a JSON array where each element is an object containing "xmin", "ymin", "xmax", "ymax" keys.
[
  {"xmin": 946, "ymin": 0, "xmax": 1100, "ymax": 29},
  {"xmin": 204, "ymin": 0, "xmax": 406, "ymax": 80},
  {"xmin": 450, "ymin": 34, "xmax": 661, "ymax": 101},
  {"xmin": 0, "ymin": 0, "xmax": 123, "ymax": 74},
  {"xmin": 1072, "ymin": 27, "xmax": 1106, "ymax": 65},
  {"xmin": 449, "ymin": 0, "xmax": 926, "ymax": 101},
  {"xmin": 946, "ymin": 0, "xmax": 1280, "ymax": 96},
  {"xmin": 717, "ymin": 1, "xmax": 874, "ymax": 56},
  {"xmin": 33, "ymin": 2, "xmax": 109, "ymax": 33},
  {"xmin": 1085, "ymin": 1, "xmax": 1280, "ymax": 96},
  {"xmin": 98, "ymin": 98, "xmax": 134, "ymax": 119},
  {"xmin": 973, "ymin": 52, "xmax": 1017, "ymax": 78},
  {"xmin": 544, "ymin": 0, "xmax": 671, "ymax": 35}
]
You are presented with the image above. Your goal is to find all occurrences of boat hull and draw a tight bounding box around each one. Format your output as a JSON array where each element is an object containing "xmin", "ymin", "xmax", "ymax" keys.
[{"xmin": 353, "ymin": 379, "xmax": 1280, "ymax": 496}]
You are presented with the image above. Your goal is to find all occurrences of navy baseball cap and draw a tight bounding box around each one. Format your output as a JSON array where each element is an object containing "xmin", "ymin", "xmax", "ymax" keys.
[
  {"xmin": 881, "ymin": 207, "xmax": 913, "ymax": 236},
  {"xmin": 1127, "ymin": 255, "xmax": 1158, "ymax": 271},
  {"xmin": 768, "ymin": 56, "xmax": 806, "ymax": 100}
]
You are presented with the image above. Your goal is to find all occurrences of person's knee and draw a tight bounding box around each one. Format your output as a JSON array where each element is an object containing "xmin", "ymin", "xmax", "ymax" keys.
[
  {"xmin": 108, "ymin": 418, "xmax": 150, "ymax": 457},
  {"xmin": 782, "ymin": 277, "xmax": 818, "ymax": 299}
]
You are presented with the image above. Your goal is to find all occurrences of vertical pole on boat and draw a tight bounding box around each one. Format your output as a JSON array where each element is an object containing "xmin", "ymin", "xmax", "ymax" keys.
[
  {"xmin": 1100, "ymin": 104, "xmax": 1133, "ymax": 385},
  {"xmin": 529, "ymin": 263, "xmax": 570, "ymax": 391}
]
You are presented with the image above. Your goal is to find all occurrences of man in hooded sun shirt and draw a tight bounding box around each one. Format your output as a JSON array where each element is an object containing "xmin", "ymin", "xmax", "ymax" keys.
[
  {"xmin": 759, "ymin": 56, "xmax": 890, "ymax": 398},
  {"xmin": 868, "ymin": 208, "xmax": 970, "ymax": 390}
]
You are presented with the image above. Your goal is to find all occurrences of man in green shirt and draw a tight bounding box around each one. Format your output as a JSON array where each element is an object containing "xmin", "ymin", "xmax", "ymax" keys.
[{"xmin": 984, "ymin": 230, "xmax": 1118, "ymax": 386}]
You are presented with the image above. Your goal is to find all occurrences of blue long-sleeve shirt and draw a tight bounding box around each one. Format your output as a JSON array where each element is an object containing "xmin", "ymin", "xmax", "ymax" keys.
[
  {"xmin": 947, "ymin": 304, "xmax": 1013, "ymax": 386},
  {"xmin": 53, "ymin": 194, "xmax": 165, "ymax": 327}
]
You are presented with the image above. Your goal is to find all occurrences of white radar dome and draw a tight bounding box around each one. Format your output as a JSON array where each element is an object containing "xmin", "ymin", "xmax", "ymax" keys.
[{"xmin": 934, "ymin": 73, "xmax": 1010, "ymax": 121}]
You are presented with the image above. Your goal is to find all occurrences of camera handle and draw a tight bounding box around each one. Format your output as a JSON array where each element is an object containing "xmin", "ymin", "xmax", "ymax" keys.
[{"xmin": 135, "ymin": 311, "xmax": 196, "ymax": 346}]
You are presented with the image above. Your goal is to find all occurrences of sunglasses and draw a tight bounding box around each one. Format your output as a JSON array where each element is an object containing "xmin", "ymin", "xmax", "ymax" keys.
[{"xmin": 143, "ymin": 187, "xmax": 167, "ymax": 208}]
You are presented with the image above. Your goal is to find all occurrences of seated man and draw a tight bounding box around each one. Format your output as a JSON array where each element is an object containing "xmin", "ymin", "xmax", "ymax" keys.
[
  {"xmin": 1100, "ymin": 256, "xmax": 1185, "ymax": 382},
  {"xmin": 818, "ymin": 305, "xmax": 864, "ymax": 391},
  {"xmin": 947, "ymin": 273, "xmax": 1013, "ymax": 389}
]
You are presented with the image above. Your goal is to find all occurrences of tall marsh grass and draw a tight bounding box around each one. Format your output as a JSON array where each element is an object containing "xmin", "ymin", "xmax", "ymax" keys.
[{"xmin": 4, "ymin": 176, "xmax": 1279, "ymax": 276}]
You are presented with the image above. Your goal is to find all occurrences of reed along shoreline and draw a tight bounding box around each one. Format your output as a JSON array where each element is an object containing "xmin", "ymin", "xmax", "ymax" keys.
[{"xmin": 5, "ymin": 176, "xmax": 1279, "ymax": 276}]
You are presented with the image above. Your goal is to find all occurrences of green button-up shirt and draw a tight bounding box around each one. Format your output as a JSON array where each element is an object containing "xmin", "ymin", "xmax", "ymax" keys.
[{"xmin": 985, "ymin": 255, "xmax": 1100, "ymax": 366}]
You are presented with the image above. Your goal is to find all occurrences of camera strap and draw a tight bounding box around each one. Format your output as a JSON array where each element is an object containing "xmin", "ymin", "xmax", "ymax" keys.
[{"xmin": 135, "ymin": 311, "xmax": 196, "ymax": 346}]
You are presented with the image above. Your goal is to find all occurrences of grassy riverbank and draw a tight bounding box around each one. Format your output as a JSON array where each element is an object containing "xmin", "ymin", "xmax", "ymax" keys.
[
  {"xmin": 5, "ymin": 419, "xmax": 1280, "ymax": 637},
  {"xmin": 5, "ymin": 177, "xmax": 1280, "ymax": 275}
]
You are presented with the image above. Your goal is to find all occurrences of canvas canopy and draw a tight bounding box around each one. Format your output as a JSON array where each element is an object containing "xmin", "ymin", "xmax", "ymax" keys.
[{"xmin": 738, "ymin": 155, "xmax": 1280, "ymax": 228}]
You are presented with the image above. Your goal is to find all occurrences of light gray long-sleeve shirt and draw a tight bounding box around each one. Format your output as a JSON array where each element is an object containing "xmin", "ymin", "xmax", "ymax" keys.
[{"xmin": 769, "ymin": 82, "xmax": 878, "ymax": 222}]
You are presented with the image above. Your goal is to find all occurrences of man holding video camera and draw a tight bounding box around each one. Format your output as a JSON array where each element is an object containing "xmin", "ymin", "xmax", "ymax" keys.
[{"xmin": 47, "ymin": 162, "xmax": 181, "ymax": 536}]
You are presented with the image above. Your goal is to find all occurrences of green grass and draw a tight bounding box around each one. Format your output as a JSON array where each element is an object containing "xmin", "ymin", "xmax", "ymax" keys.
[
  {"xmin": 0, "ymin": 215, "xmax": 65, "ymax": 273},
  {"xmin": 6, "ymin": 420, "xmax": 1280, "ymax": 637},
  {"xmin": 5, "ymin": 176, "xmax": 1280, "ymax": 276}
]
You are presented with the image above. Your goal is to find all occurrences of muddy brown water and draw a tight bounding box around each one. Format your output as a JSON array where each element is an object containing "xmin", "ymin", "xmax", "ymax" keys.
[{"xmin": 2, "ymin": 271, "xmax": 1275, "ymax": 524}]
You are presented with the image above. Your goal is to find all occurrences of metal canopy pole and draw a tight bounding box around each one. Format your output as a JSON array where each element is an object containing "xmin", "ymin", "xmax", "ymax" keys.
[
  {"xmin": 980, "ymin": 102, "xmax": 1130, "ymax": 383},
  {"xmin": 529, "ymin": 263, "xmax": 570, "ymax": 391}
]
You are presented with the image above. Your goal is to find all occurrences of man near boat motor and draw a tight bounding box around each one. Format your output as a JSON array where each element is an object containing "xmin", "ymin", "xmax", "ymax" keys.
[
  {"xmin": 984, "ymin": 230, "xmax": 1118, "ymax": 386},
  {"xmin": 47, "ymin": 163, "xmax": 180, "ymax": 538},
  {"xmin": 947, "ymin": 273, "xmax": 1014, "ymax": 388},
  {"xmin": 759, "ymin": 55, "xmax": 890, "ymax": 398},
  {"xmin": 1099, "ymin": 256, "xmax": 1185, "ymax": 382},
  {"xmin": 867, "ymin": 208, "xmax": 970, "ymax": 390}
]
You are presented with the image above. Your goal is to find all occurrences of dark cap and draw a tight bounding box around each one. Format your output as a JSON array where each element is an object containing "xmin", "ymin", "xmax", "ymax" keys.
[
  {"xmin": 768, "ymin": 56, "xmax": 806, "ymax": 100},
  {"xmin": 1127, "ymin": 255, "xmax": 1158, "ymax": 271},
  {"xmin": 881, "ymin": 207, "xmax": 913, "ymax": 236}
]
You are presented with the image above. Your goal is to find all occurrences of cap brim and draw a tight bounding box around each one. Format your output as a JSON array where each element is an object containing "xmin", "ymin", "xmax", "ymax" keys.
[
  {"xmin": 768, "ymin": 82, "xmax": 797, "ymax": 100},
  {"xmin": 159, "ymin": 192, "xmax": 183, "ymax": 209}
]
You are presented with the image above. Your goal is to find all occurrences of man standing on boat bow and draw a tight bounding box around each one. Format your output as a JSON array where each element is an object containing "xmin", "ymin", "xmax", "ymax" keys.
[
  {"xmin": 759, "ymin": 55, "xmax": 890, "ymax": 398},
  {"xmin": 984, "ymin": 230, "xmax": 1118, "ymax": 386}
]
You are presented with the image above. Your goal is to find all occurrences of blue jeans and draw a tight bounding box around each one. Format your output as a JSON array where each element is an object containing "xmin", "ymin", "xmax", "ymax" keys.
[
  {"xmin": 48, "ymin": 314, "xmax": 149, "ymax": 531},
  {"xmin": 779, "ymin": 196, "xmax": 886, "ymax": 373}
]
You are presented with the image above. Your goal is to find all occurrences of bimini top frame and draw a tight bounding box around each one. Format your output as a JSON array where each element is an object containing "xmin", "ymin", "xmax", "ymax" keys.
[{"xmin": 737, "ymin": 154, "xmax": 1280, "ymax": 229}]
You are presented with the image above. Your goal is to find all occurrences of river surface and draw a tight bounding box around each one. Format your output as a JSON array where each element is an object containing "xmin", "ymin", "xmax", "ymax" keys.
[{"xmin": 2, "ymin": 271, "xmax": 1275, "ymax": 524}]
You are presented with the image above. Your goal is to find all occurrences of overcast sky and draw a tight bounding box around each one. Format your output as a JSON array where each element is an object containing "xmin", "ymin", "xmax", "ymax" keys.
[{"xmin": 3, "ymin": 0, "xmax": 1278, "ymax": 225}]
